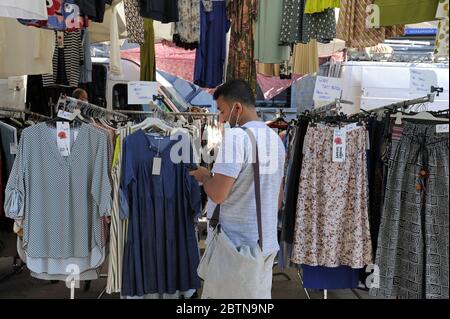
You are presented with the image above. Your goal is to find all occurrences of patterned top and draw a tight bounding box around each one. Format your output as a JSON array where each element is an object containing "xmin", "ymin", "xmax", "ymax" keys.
[
  {"xmin": 4, "ymin": 123, "xmax": 112, "ymax": 263},
  {"xmin": 173, "ymin": 0, "xmax": 213, "ymax": 48},
  {"xmin": 226, "ymin": 0, "xmax": 258, "ymax": 93},
  {"xmin": 279, "ymin": 0, "xmax": 336, "ymax": 45},
  {"xmin": 435, "ymin": 0, "xmax": 449, "ymax": 58}
]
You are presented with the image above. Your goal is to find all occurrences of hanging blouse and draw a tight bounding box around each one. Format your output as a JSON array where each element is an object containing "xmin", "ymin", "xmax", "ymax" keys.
[
  {"xmin": 435, "ymin": 0, "xmax": 449, "ymax": 58},
  {"xmin": 226, "ymin": 0, "xmax": 258, "ymax": 93},
  {"xmin": 255, "ymin": 0, "xmax": 290, "ymax": 64},
  {"xmin": 337, "ymin": 0, "xmax": 405, "ymax": 49},
  {"xmin": 139, "ymin": 0, "xmax": 179, "ymax": 23},
  {"xmin": 75, "ymin": 0, "xmax": 107, "ymax": 23},
  {"xmin": 304, "ymin": 0, "xmax": 340, "ymax": 14},
  {"xmin": 4, "ymin": 123, "xmax": 112, "ymax": 275},
  {"xmin": 42, "ymin": 30, "xmax": 84, "ymax": 88},
  {"xmin": 0, "ymin": 0, "xmax": 48, "ymax": 20},
  {"xmin": 120, "ymin": 130, "xmax": 202, "ymax": 296},
  {"xmin": 279, "ymin": 0, "xmax": 336, "ymax": 45},
  {"xmin": 124, "ymin": 0, "xmax": 144, "ymax": 45}
]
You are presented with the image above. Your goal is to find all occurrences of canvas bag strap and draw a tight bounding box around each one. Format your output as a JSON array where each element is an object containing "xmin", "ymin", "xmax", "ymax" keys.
[{"xmin": 209, "ymin": 127, "xmax": 263, "ymax": 251}]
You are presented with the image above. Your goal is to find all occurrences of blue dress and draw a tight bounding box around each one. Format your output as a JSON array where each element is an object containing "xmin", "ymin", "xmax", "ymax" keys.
[
  {"xmin": 120, "ymin": 130, "xmax": 202, "ymax": 296},
  {"xmin": 194, "ymin": 0, "xmax": 230, "ymax": 88}
]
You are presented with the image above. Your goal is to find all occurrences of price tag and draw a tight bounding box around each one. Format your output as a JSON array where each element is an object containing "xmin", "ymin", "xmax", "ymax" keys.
[
  {"xmin": 332, "ymin": 128, "xmax": 347, "ymax": 163},
  {"xmin": 57, "ymin": 122, "xmax": 71, "ymax": 157},
  {"xmin": 57, "ymin": 31, "xmax": 65, "ymax": 49},
  {"xmin": 10, "ymin": 142, "xmax": 17, "ymax": 155},
  {"xmin": 58, "ymin": 110, "xmax": 77, "ymax": 121},
  {"xmin": 436, "ymin": 124, "xmax": 449, "ymax": 134},
  {"xmin": 345, "ymin": 122, "xmax": 360, "ymax": 132},
  {"xmin": 152, "ymin": 157, "xmax": 162, "ymax": 175}
]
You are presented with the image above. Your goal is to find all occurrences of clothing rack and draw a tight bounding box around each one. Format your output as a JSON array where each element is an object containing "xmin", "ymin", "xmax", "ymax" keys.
[
  {"xmin": 116, "ymin": 109, "xmax": 218, "ymax": 117},
  {"xmin": 309, "ymin": 99, "xmax": 354, "ymax": 116},
  {"xmin": 57, "ymin": 95, "xmax": 129, "ymax": 120},
  {"xmin": 0, "ymin": 107, "xmax": 51, "ymax": 120},
  {"xmin": 362, "ymin": 93, "xmax": 436, "ymax": 114}
]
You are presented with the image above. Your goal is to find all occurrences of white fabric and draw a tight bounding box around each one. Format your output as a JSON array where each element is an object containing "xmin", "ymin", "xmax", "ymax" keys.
[
  {"xmin": 154, "ymin": 21, "xmax": 174, "ymax": 43},
  {"xmin": 110, "ymin": 4, "xmax": 123, "ymax": 76},
  {"xmin": 207, "ymin": 121, "xmax": 285, "ymax": 257},
  {"xmin": 0, "ymin": 0, "xmax": 48, "ymax": 20},
  {"xmin": 198, "ymin": 227, "xmax": 276, "ymax": 299},
  {"xmin": 90, "ymin": 2, "xmax": 127, "ymax": 43},
  {"xmin": 0, "ymin": 18, "xmax": 55, "ymax": 77}
]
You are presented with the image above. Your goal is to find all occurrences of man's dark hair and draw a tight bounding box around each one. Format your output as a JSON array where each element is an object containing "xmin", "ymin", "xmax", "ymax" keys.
[
  {"xmin": 213, "ymin": 79, "xmax": 255, "ymax": 107},
  {"xmin": 73, "ymin": 88, "xmax": 87, "ymax": 100}
]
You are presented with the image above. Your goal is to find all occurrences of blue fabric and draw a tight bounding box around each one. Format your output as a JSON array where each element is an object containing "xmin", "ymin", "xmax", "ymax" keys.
[
  {"xmin": 194, "ymin": 1, "xmax": 230, "ymax": 88},
  {"xmin": 121, "ymin": 130, "xmax": 202, "ymax": 296},
  {"xmin": 302, "ymin": 265, "xmax": 361, "ymax": 290}
]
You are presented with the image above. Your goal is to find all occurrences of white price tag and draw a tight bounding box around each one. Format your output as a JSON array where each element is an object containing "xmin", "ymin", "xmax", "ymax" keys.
[
  {"xmin": 10, "ymin": 142, "xmax": 17, "ymax": 155},
  {"xmin": 332, "ymin": 128, "xmax": 347, "ymax": 163},
  {"xmin": 152, "ymin": 157, "xmax": 162, "ymax": 175},
  {"xmin": 57, "ymin": 110, "xmax": 77, "ymax": 121},
  {"xmin": 345, "ymin": 122, "xmax": 360, "ymax": 132},
  {"xmin": 436, "ymin": 124, "xmax": 449, "ymax": 134},
  {"xmin": 57, "ymin": 122, "xmax": 71, "ymax": 157}
]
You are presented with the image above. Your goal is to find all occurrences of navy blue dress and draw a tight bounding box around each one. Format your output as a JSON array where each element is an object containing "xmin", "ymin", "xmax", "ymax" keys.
[
  {"xmin": 302, "ymin": 265, "xmax": 361, "ymax": 290},
  {"xmin": 121, "ymin": 130, "xmax": 201, "ymax": 296},
  {"xmin": 194, "ymin": 0, "xmax": 230, "ymax": 88}
]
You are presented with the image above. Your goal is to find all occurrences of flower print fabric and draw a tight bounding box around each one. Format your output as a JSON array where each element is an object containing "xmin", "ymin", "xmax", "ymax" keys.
[{"xmin": 291, "ymin": 125, "xmax": 373, "ymax": 269}]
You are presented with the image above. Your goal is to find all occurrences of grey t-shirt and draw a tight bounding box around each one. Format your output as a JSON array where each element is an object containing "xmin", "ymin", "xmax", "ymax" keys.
[{"xmin": 207, "ymin": 121, "xmax": 286, "ymax": 256}]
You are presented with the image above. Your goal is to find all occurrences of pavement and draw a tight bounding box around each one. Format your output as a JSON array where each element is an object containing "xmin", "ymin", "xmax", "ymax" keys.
[{"xmin": 0, "ymin": 256, "xmax": 376, "ymax": 300}]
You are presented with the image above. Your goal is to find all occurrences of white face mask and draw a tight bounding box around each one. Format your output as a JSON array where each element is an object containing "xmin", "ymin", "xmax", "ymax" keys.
[{"xmin": 224, "ymin": 104, "xmax": 240, "ymax": 129}]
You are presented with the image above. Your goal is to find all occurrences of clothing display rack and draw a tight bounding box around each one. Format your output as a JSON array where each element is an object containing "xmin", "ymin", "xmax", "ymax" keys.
[
  {"xmin": 56, "ymin": 95, "xmax": 129, "ymax": 120},
  {"xmin": 0, "ymin": 107, "xmax": 51, "ymax": 120}
]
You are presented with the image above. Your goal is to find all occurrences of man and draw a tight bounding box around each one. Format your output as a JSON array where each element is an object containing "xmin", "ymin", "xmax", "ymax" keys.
[
  {"xmin": 189, "ymin": 79, "xmax": 286, "ymax": 298},
  {"xmin": 72, "ymin": 88, "xmax": 89, "ymax": 102}
]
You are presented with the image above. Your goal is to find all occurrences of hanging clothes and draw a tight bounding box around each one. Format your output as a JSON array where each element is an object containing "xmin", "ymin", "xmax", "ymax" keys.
[
  {"xmin": 301, "ymin": 265, "xmax": 361, "ymax": 290},
  {"xmin": 337, "ymin": 0, "xmax": 405, "ymax": 49},
  {"xmin": 173, "ymin": 0, "xmax": 213, "ymax": 49},
  {"xmin": 374, "ymin": 0, "xmax": 440, "ymax": 27},
  {"xmin": 304, "ymin": 0, "xmax": 340, "ymax": 14},
  {"xmin": 42, "ymin": 30, "xmax": 83, "ymax": 88},
  {"xmin": 292, "ymin": 40, "xmax": 319, "ymax": 75},
  {"xmin": 4, "ymin": 122, "xmax": 112, "ymax": 276},
  {"xmin": 0, "ymin": 0, "xmax": 48, "ymax": 20},
  {"xmin": 140, "ymin": 18, "xmax": 156, "ymax": 81},
  {"xmin": 434, "ymin": 0, "xmax": 449, "ymax": 58},
  {"xmin": 291, "ymin": 125, "xmax": 373, "ymax": 269},
  {"xmin": 0, "ymin": 121, "xmax": 18, "ymax": 177},
  {"xmin": 120, "ymin": 130, "xmax": 202, "ymax": 297},
  {"xmin": 124, "ymin": 0, "xmax": 145, "ymax": 45},
  {"xmin": 226, "ymin": 0, "xmax": 258, "ymax": 93},
  {"xmin": 0, "ymin": 18, "xmax": 55, "ymax": 78},
  {"xmin": 194, "ymin": 0, "xmax": 230, "ymax": 88},
  {"xmin": 79, "ymin": 29, "xmax": 93, "ymax": 84},
  {"xmin": 139, "ymin": 0, "xmax": 179, "ymax": 23},
  {"xmin": 255, "ymin": 0, "xmax": 290, "ymax": 64},
  {"xmin": 279, "ymin": 0, "xmax": 336, "ymax": 45},
  {"xmin": 371, "ymin": 123, "xmax": 449, "ymax": 299},
  {"xmin": 75, "ymin": 0, "xmax": 108, "ymax": 23},
  {"xmin": 106, "ymin": 127, "xmax": 132, "ymax": 294}
]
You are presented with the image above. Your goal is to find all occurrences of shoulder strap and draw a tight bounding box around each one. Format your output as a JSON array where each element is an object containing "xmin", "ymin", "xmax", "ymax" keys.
[{"xmin": 209, "ymin": 127, "xmax": 263, "ymax": 251}]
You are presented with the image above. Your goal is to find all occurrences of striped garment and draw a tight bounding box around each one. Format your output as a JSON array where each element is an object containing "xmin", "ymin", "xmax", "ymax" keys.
[{"xmin": 42, "ymin": 30, "xmax": 83, "ymax": 88}]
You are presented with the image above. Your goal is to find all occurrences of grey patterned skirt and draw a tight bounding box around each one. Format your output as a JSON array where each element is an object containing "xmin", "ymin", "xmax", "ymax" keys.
[{"xmin": 371, "ymin": 122, "xmax": 449, "ymax": 299}]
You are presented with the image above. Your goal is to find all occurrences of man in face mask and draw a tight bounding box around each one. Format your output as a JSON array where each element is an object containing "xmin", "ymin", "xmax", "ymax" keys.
[{"xmin": 189, "ymin": 79, "xmax": 286, "ymax": 299}]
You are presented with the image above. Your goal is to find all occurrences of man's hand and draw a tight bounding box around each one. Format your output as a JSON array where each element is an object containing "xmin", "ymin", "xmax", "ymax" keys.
[
  {"xmin": 189, "ymin": 167, "xmax": 236, "ymax": 204},
  {"xmin": 189, "ymin": 166, "xmax": 211, "ymax": 184}
]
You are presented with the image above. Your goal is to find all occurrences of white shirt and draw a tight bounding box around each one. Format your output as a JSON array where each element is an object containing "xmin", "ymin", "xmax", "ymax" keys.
[
  {"xmin": 0, "ymin": 0, "xmax": 48, "ymax": 20},
  {"xmin": 0, "ymin": 18, "xmax": 55, "ymax": 77},
  {"xmin": 207, "ymin": 121, "xmax": 286, "ymax": 256}
]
